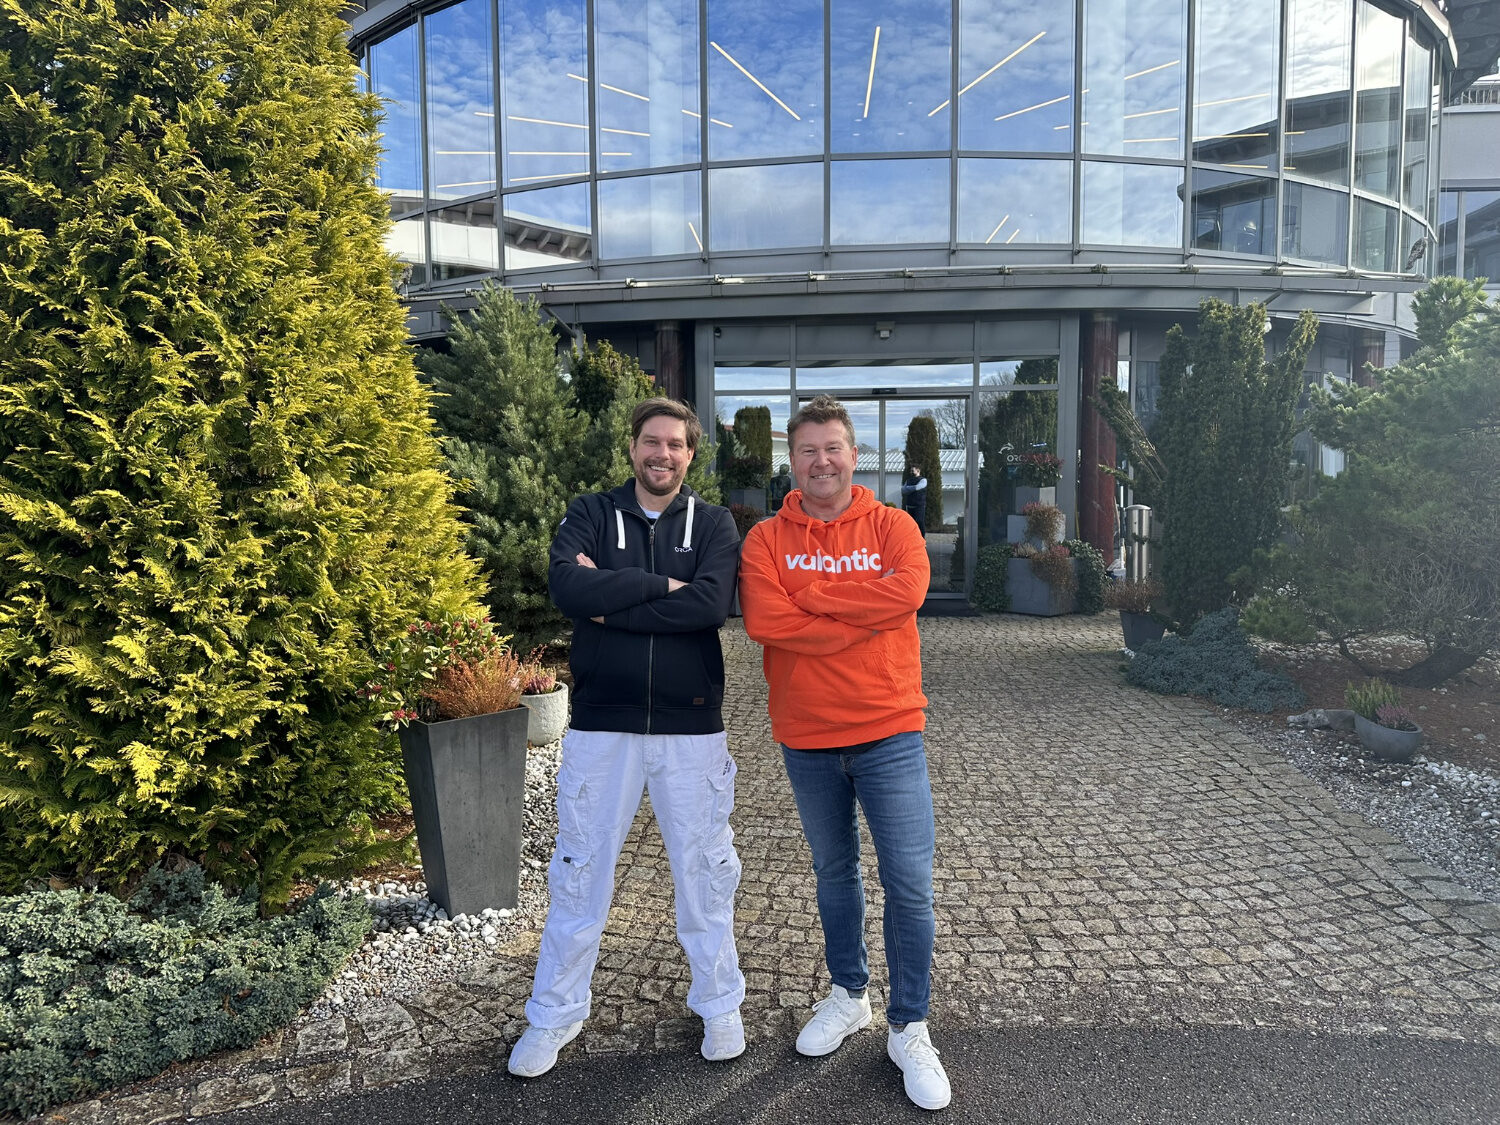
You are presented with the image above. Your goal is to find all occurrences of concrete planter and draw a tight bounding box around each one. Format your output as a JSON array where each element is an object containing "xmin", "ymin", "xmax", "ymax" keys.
[
  {"xmin": 398, "ymin": 706, "xmax": 529, "ymax": 915},
  {"xmin": 1006, "ymin": 557, "xmax": 1077, "ymax": 616},
  {"xmin": 1353, "ymin": 714, "xmax": 1424, "ymax": 763},
  {"xmin": 520, "ymin": 682, "xmax": 569, "ymax": 746}
]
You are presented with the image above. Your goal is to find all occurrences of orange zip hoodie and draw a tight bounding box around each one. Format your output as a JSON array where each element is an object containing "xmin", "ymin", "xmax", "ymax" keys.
[{"xmin": 739, "ymin": 485, "xmax": 929, "ymax": 748}]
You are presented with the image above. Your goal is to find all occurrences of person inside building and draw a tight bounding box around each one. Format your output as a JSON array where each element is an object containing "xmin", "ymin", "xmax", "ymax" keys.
[
  {"xmin": 738, "ymin": 394, "xmax": 950, "ymax": 1111},
  {"xmin": 508, "ymin": 398, "xmax": 746, "ymax": 1078},
  {"xmin": 901, "ymin": 463, "xmax": 928, "ymax": 536}
]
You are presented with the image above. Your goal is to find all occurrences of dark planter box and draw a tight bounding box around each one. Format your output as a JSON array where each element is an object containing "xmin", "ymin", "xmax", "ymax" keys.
[
  {"xmin": 1006, "ymin": 557, "xmax": 1077, "ymax": 616},
  {"xmin": 1119, "ymin": 610, "xmax": 1166, "ymax": 652},
  {"xmin": 398, "ymin": 706, "xmax": 529, "ymax": 915}
]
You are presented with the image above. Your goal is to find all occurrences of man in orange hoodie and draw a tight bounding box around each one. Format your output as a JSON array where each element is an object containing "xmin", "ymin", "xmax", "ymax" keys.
[{"xmin": 739, "ymin": 395, "xmax": 950, "ymax": 1112}]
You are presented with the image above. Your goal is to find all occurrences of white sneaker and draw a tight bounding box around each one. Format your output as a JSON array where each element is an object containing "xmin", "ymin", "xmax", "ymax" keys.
[
  {"xmin": 795, "ymin": 985, "xmax": 872, "ymax": 1057},
  {"xmin": 507, "ymin": 1020, "xmax": 583, "ymax": 1078},
  {"xmin": 887, "ymin": 1021, "xmax": 951, "ymax": 1110},
  {"xmin": 701, "ymin": 1009, "xmax": 746, "ymax": 1061}
]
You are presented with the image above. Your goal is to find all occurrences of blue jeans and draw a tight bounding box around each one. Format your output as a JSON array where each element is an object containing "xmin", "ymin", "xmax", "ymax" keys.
[{"xmin": 781, "ymin": 731, "xmax": 935, "ymax": 1025}]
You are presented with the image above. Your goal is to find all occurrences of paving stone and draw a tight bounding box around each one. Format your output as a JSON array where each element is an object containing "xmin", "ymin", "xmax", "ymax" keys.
[
  {"xmin": 357, "ymin": 1046, "xmax": 433, "ymax": 1089},
  {"xmin": 293, "ymin": 1016, "xmax": 348, "ymax": 1058},
  {"xmin": 283, "ymin": 1061, "xmax": 353, "ymax": 1099},
  {"xmin": 187, "ymin": 1074, "xmax": 277, "ymax": 1117},
  {"xmin": 99, "ymin": 1091, "xmax": 184, "ymax": 1125}
]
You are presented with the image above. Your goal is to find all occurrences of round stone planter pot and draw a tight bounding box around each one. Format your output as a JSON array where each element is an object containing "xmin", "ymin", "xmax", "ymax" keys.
[
  {"xmin": 1353, "ymin": 713, "xmax": 1423, "ymax": 762},
  {"xmin": 520, "ymin": 682, "xmax": 569, "ymax": 746}
]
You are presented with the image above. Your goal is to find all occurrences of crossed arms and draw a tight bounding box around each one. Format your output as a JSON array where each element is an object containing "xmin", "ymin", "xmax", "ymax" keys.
[
  {"xmin": 548, "ymin": 494, "xmax": 739, "ymax": 633},
  {"xmin": 738, "ymin": 516, "xmax": 929, "ymax": 655}
]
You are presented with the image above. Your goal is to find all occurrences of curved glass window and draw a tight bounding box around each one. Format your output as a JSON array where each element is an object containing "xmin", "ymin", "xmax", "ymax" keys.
[
  {"xmin": 831, "ymin": 0, "xmax": 950, "ymax": 154},
  {"xmin": 1191, "ymin": 170, "xmax": 1276, "ymax": 256},
  {"xmin": 432, "ymin": 199, "xmax": 498, "ymax": 279},
  {"xmin": 1436, "ymin": 190, "xmax": 1458, "ymax": 275},
  {"xmin": 1466, "ymin": 193, "xmax": 1500, "ymax": 282},
  {"xmin": 370, "ymin": 24, "xmax": 422, "ymax": 212},
  {"xmin": 1081, "ymin": 162, "xmax": 1183, "ymax": 247},
  {"xmin": 1081, "ymin": 0, "xmax": 1186, "ymax": 161},
  {"xmin": 1284, "ymin": 0, "xmax": 1351, "ymax": 186},
  {"xmin": 1193, "ymin": 0, "xmax": 1278, "ymax": 172},
  {"xmin": 957, "ymin": 158, "xmax": 1071, "ymax": 244},
  {"xmin": 1283, "ymin": 180, "xmax": 1347, "ymax": 264},
  {"xmin": 1401, "ymin": 36, "xmax": 1431, "ymax": 209},
  {"xmin": 709, "ymin": 163, "xmax": 823, "ymax": 250},
  {"xmin": 391, "ymin": 215, "xmax": 427, "ymax": 286},
  {"xmin": 1353, "ymin": 197, "xmax": 1397, "ymax": 271},
  {"xmin": 594, "ymin": 0, "xmax": 699, "ymax": 174},
  {"xmin": 957, "ymin": 0, "xmax": 1074, "ymax": 153},
  {"xmin": 426, "ymin": 0, "xmax": 495, "ymax": 202},
  {"xmin": 1353, "ymin": 2, "xmax": 1401, "ymax": 200},
  {"xmin": 502, "ymin": 0, "xmax": 589, "ymax": 188},
  {"xmin": 831, "ymin": 159, "xmax": 950, "ymax": 245},
  {"xmin": 504, "ymin": 182, "xmax": 592, "ymax": 269},
  {"xmin": 598, "ymin": 171, "xmax": 702, "ymax": 259},
  {"xmin": 707, "ymin": 0, "xmax": 824, "ymax": 161}
]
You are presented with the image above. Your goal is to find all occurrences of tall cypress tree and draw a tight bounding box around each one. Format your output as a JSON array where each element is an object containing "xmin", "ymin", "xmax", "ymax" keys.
[
  {"xmin": 1155, "ymin": 300, "xmax": 1316, "ymax": 627},
  {"xmin": 0, "ymin": 0, "xmax": 483, "ymax": 901}
]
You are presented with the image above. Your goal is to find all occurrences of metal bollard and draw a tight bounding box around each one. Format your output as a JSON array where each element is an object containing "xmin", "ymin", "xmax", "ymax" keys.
[{"xmin": 1124, "ymin": 504, "xmax": 1153, "ymax": 582}]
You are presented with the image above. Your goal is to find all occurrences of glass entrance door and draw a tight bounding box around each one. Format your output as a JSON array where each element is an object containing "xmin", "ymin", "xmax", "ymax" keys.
[{"xmin": 797, "ymin": 395, "xmax": 970, "ymax": 596}]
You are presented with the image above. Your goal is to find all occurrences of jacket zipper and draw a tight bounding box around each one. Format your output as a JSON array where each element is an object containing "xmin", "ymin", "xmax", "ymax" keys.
[{"xmin": 646, "ymin": 520, "xmax": 656, "ymax": 734}]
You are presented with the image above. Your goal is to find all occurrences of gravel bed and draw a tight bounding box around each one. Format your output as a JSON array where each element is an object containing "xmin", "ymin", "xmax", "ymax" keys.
[
  {"xmin": 300, "ymin": 738, "xmax": 562, "ymax": 1022},
  {"xmin": 1230, "ymin": 716, "xmax": 1500, "ymax": 902}
]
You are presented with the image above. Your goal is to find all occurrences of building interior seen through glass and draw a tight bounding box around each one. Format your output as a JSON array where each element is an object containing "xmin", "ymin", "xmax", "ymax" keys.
[
  {"xmin": 712, "ymin": 358, "xmax": 1059, "ymax": 596},
  {"xmin": 363, "ymin": 0, "xmax": 1441, "ymax": 285}
]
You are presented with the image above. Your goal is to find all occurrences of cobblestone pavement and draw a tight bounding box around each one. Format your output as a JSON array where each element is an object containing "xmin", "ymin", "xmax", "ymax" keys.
[{"xmin": 52, "ymin": 616, "xmax": 1500, "ymax": 1123}]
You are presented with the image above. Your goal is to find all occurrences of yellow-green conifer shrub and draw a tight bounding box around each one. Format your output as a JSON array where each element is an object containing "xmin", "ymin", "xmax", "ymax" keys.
[{"xmin": 0, "ymin": 0, "xmax": 483, "ymax": 903}]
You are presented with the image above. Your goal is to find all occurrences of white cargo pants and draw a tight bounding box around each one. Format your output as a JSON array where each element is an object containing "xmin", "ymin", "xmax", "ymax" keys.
[{"xmin": 524, "ymin": 728, "xmax": 745, "ymax": 1028}]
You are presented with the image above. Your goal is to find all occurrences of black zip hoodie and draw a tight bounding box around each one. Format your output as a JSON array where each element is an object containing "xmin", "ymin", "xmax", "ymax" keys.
[{"xmin": 548, "ymin": 481, "xmax": 740, "ymax": 735}]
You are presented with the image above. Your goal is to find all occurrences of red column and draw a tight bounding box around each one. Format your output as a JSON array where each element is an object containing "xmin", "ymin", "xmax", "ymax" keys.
[
  {"xmin": 654, "ymin": 320, "xmax": 687, "ymax": 400},
  {"xmin": 1078, "ymin": 314, "xmax": 1120, "ymax": 559},
  {"xmin": 1354, "ymin": 329, "xmax": 1384, "ymax": 388}
]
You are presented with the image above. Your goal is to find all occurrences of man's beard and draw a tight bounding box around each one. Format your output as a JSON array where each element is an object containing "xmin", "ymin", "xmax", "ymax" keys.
[{"xmin": 635, "ymin": 463, "xmax": 684, "ymax": 496}]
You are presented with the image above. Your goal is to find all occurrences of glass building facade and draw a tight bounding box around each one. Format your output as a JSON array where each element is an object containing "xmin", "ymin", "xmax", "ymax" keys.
[
  {"xmin": 357, "ymin": 0, "xmax": 1445, "ymax": 284},
  {"xmin": 348, "ymin": 0, "xmax": 1458, "ymax": 601}
]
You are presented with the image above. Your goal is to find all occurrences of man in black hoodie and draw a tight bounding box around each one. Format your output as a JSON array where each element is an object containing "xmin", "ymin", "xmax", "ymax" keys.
[{"xmin": 508, "ymin": 398, "xmax": 746, "ymax": 1079}]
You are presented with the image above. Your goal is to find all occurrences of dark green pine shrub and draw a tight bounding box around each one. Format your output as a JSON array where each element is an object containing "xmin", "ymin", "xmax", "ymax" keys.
[
  {"xmin": 0, "ymin": 865, "xmax": 370, "ymax": 1117},
  {"xmin": 1126, "ymin": 608, "xmax": 1304, "ymax": 713},
  {"xmin": 0, "ymin": 0, "xmax": 484, "ymax": 903},
  {"xmin": 1154, "ymin": 300, "xmax": 1316, "ymax": 629},
  {"xmin": 1257, "ymin": 278, "xmax": 1497, "ymax": 686},
  {"xmin": 569, "ymin": 340, "xmax": 720, "ymax": 506},
  {"xmin": 421, "ymin": 285, "xmax": 588, "ymax": 653},
  {"xmin": 904, "ymin": 415, "xmax": 943, "ymax": 530}
]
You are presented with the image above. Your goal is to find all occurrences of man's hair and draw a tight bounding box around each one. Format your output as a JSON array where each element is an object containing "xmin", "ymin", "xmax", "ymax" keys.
[
  {"xmin": 787, "ymin": 394, "xmax": 855, "ymax": 449},
  {"xmin": 630, "ymin": 397, "xmax": 702, "ymax": 451}
]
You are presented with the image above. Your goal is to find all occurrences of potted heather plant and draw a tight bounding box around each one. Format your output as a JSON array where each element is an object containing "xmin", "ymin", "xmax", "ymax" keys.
[
  {"xmin": 519, "ymin": 652, "xmax": 569, "ymax": 746},
  {"xmin": 363, "ymin": 616, "xmax": 530, "ymax": 914},
  {"xmin": 1005, "ymin": 502, "xmax": 1078, "ymax": 615},
  {"xmin": 1345, "ymin": 679, "xmax": 1424, "ymax": 762},
  {"xmin": 1103, "ymin": 576, "xmax": 1167, "ymax": 652}
]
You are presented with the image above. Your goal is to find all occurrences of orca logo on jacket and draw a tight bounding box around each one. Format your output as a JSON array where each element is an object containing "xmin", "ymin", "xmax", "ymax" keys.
[
  {"xmin": 782, "ymin": 550, "xmax": 882, "ymax": 573},
  {"xmin": 675, "ymin": 545, "xmax": 694, "ymax": 553}
]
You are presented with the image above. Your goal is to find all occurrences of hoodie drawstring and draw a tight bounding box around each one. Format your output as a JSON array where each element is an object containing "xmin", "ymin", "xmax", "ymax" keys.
[
  {"xmin": 616, "ymin": 509, "xmax": 626, "ymax": 550},
  {"xmin": 682, "ymin": 494, "xmax": 694, "ymax": 549}
]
